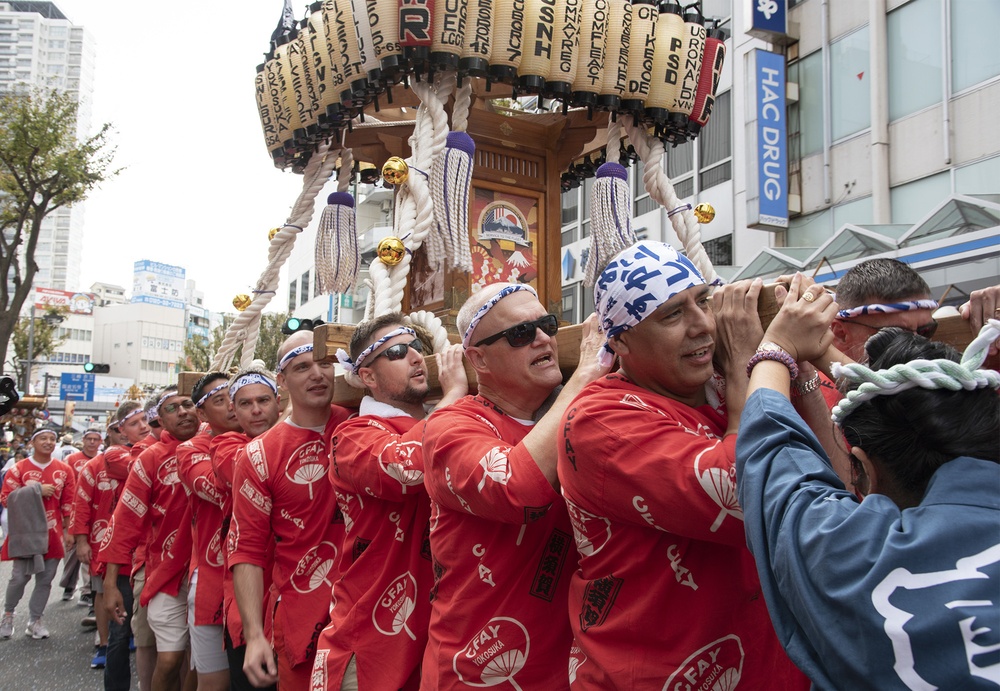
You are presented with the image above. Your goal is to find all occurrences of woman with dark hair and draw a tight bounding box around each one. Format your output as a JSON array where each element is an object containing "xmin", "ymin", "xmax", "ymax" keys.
[{"xmin": 736, "ymin": 273, "xmax": 1000, "ymax": 691}]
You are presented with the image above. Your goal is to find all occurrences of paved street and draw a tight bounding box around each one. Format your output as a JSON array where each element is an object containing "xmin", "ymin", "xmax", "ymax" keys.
[{"xmin": 0, "ymin": 558, "xmax": 137, "ymax": 690}]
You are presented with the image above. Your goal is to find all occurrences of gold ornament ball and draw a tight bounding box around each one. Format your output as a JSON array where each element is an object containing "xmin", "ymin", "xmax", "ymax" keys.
[
  {"xmin": 382, "ymin": 157, "xmax": 409, "ymax": 186},
  {"xmin": 377, "ymin": 237, "xmax": 406, "ymax": 266},
  {"xmin": 694, "ymin": 203, "xmax": 716, "ymax": 224},
  {"xmin": 233, "ymin": 294, "xmax": 252, "ymax": 311},
  {"xmin": 268, "ymin": 227, "xmax": 280, "ymax": 241}
]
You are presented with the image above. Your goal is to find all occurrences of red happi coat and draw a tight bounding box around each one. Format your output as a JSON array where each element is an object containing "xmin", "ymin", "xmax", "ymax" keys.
[
  {"xmin": 312, "ymin": 405, "xmax": 432, "ymax": 690},
  {"xmin": 1, "ymin": 457, "xmax": 75, "ymax": 561},
  {"xmin": 65, "ymin": 450, "xmax": 94, "ymax": 478},
  {"xmin": 70, "ymin": 451, "xmax": 126, "ymax": 578},
  {"xmin": 557, "ymin": 373, "xmax": 809, "ymax": 690},
  {"xmin": 228, "ymin": 408, "xmax": 351, "ymax": 668},
  {"xmin": 177, "ymin": 430, "xmax": 226, "ymax": 626},
  {"xmin": 421, "ymin": 395, "xmax": 575, "ymax": 691},
  {"xmin": 101, "ymin": 432, "xmax": 193, "ymax": 605}
]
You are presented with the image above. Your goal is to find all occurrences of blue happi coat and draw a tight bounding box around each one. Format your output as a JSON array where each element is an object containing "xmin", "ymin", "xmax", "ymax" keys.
[{"xmin": 736, "ymin": 389, "xmax": 1000, "ymax": 690}]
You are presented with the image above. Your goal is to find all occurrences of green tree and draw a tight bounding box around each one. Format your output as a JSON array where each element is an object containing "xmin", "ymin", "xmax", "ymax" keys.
[
  {"xmin": 7, "ymin": 308, "xmax": 68, "ymax": 381},
  {"xmin": 183, "ymin": 312, "xmax": 291, "ymax": 373},
  {"xmin": 0, "ymin": 88, "xmax": 120, "ymax": 373}
]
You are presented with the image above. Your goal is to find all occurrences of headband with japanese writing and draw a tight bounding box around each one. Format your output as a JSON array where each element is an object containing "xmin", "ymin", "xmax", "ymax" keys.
[
  {"xmin": 30, "ymin": 429, "xmax": 57, "ymax": 442},
  {"xmin": 335, "ymin": 326, "xmax": 416, "ymax": 375},
  {"xmin": 594, "ymin": 241, "xmax": 722, "ymax": 368},
  {"xmin": 276, "ymin": 343, "xmax": 314, "ymax": 374},
  {"xmin": 195, "ymin": 382, "xmax": 230, "ymax": 408},
  {"xmin": 461, "ymin": 284, "xmax": 539, "ymax": 349},
  {"xmin": 121, "ymin": 407, "xmax": 144, "ymax": 426},
  {"xmin": 836, "ymin": 299, "xmax": 939, "ymax": 320},
  {"xmin": 229, "ymin": 373, "xmax": 278, "ymax": 399}
]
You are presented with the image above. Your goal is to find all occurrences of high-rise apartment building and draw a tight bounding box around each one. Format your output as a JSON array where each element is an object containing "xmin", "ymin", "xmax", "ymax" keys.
[{"xmin": 0, "ymin": 1, "xmax": 95, "ymax": 293}]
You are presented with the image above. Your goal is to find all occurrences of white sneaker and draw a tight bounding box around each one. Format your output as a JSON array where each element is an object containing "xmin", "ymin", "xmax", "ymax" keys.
[
  {"xmin": 0, "ymin": 612, "xmax": 13, "ymax": 639},
  {"xmin": 26, "ymin": 618, "xmax": 49, "ymax": 639}
]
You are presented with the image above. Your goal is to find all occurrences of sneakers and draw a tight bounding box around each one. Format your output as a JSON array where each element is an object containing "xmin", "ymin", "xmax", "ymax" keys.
[
  {"xmin": 26, "ymin": 618, "xmax": 49, "ymax": 639},
  {"xmin": 91, "ymin": 645, "xmax": 107, "ymax": 669},
  {"xmin": 77, "ymin": 592, "xmax": 94, "ymax": 607},
  {"xmin": 61, "ymin": 587, "xmax": 75, "ymax": 601},
  {"xmin": 81, "ymin": 609, "xmax": 97, "ymax": 628},
  {"xmin": 0, "ymin": 612, "xmax": 13, "ymax": 639}
]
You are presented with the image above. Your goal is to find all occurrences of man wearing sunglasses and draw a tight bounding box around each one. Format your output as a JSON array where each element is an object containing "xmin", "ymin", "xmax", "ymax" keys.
[
  {"xmin": 313, "ymin": 314, "xmax": 468, "ymax": 690},
  {"xmin": 230, "ymin": 331, "xmax": 353, "ymax": 690},
  {"xmin": 557, "ymin": 242, "xmax": 810, "ymax": 690},
  {"xmin": 419, "ymin": 283, "xmax": 609, "ymax": 690},
  {"xmin": 102, "ymin": 385, "xmax": 200, "ymax": 691}
]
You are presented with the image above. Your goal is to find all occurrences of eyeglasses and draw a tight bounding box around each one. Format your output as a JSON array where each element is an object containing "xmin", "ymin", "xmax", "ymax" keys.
[
  {"xmin": 846, "ymin": 319, "xmax": 938, "ymax": 339},
  {"xmin": 371, "ymin": 338, "xmax": 424, "ymax": 363},
  {"xmin": 474, "ymin": 314, "xmax": 559, "ymax": 348},
  {"xmin": 161, "ymin": 400, "xmax": 195, "ymax": 414}
]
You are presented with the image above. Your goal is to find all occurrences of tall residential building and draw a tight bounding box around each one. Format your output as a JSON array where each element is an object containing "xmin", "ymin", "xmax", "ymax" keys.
[{"xmin": 0, "ymin": 1, "xmax": 96, "ymax": 293}]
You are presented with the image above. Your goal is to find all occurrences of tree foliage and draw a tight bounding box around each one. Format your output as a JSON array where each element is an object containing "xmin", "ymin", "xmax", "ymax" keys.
[
  {"xmin": 0, "ymin": 88, "xmax": 120, "ymax": 372},
  {"xmin": 183, "ymin": 312, "xmax": 291, "ymax": 374},
  {"xmin": 6, "ymin": 308, "xmax": 68, "ymax": 383}
]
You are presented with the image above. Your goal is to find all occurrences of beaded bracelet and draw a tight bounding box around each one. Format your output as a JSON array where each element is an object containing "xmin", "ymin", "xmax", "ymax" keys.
[
  {"xmin": 746, "ymin": 349, "xmax": 800, "ymax": 380},
  {"xmin": 792, "ymin": 372, "xmax": 821, "ymax": 396}
]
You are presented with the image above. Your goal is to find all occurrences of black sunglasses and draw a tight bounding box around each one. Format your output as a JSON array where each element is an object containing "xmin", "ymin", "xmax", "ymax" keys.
[
  {"xmin": 474, "ymin": 314, "xmax": 559, "ymax": 348},
  {"xmin": 850, "ymin": 319, "xmax": 938, "ymax": 339},
  {"xmin": 371, "ymin": 338, "xmax": 424, "ymax": 363}
]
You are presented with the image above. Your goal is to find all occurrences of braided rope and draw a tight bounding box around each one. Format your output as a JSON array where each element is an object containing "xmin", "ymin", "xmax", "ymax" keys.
[
  {"xmin": 830, "ymin": 319, "xmax": 1000, "ymax": 424},
  {"xmin": 621, "ymin": 116, "xmax": 717, "ymax": 283},
  {"xmin": 452, "ymin": 79, "xmax": 473, "ymax": 133},
  {"xmin": 212, "ymin": 142, "xmax": 340, "ymax": 372}
]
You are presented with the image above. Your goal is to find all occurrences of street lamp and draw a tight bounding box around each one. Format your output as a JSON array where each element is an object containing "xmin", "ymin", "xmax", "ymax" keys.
[{"xmin": 24, "ymin": 304, "xmax": 65, "ymax": 395}]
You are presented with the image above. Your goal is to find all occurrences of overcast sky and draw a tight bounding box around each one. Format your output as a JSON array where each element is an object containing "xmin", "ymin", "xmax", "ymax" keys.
[{"xmin": 55, "ymin": 0, "xmax": 308, "ymax": 313}]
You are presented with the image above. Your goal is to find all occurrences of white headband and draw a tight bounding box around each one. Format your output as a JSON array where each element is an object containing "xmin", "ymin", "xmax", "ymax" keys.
[
  {"xmin": 229, "ymin": 373, "xmax": 278, "ymax": 399},
  {"xmin": 335, "ymin": 327, "xmax": 416, "ymax": 375},
  {"xmin": 30, "ymin": 429, "xmax": 57, "ymax": 442},
  {"xmin": 276, "ymin": 343, "xmax": 314, "ymax": 374},
  {"xmin": 195, "ymin": 382, "xmax": 230, "ymax": 408},
  {"xmin": 461, "ymin": 284, "xmax": 538, "ymax": 349},
  {"xmin": 121, "ymin": 407, "xmax": 145, "ymax": 425}
]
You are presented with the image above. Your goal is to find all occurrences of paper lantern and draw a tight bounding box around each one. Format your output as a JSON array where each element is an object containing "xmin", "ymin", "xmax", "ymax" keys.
[
  {"xmin": 644, "ymin": 1, "xmax": 685, "ymax": 124},
  {"xmin": 461, "ymin": 0, "xmax": 494, "ymax": 76},
  {"xmin": 273, "ymin": 33, "xmax": 306, "ymax": 150},
  {"xmin": 545, "ymin": 0, "xmax": 580, "ymax": 100},
  {"xmin": 490, "ymin": 0, "xmax": 526, "ymax": 85},
  {"xmin": 431, "ymin": 0, "xmax": 466, "ymax": 73},
  {"xmin": 399, "ymin": 0, "xmax": 433, "ymax": 74},
  {"xmin": 572, "ymin": 0, "xmax": 608, "ymax": 108},
  {"xmin": 255, "ymin": 63, "xmax": 287, "ymax": 168},
  {"xmin": 351, "ymin": 0, "xmax": 382, "ymax": 84},
  {"xmin": 688, "ymin": 24, "xmax": 726, "ymax": 135},
  {"xmin": 622, "ymin": 0, "xmax": 657, "ymax": 114},
  {"xmin": 377, "ymin": 237, "xmax": 407, "ymax": 265},
  {"xmin": 368, "ymin": 0, "xmax": 403, "ymax": 76},
  {"xmin": 330, "ymin": 0, "xmax": 369, "ymax": 108},
  {"xmin": 290, "ymin": 24, "xmax": 321, "ymax": 141},
  {"xmin": 598, "ymin": 0, "xmax": 630, "ymax": 111},
  {"xmin": 308, "ymin": 2, "xmax": 344, "ymax": 126},
  {"xmin": 667, "ymin": 6, "xmax": 705, "ymax": 131},
  {"xmin": 518, "ymin": 0, "xmax": 556, "ymax": 92}
]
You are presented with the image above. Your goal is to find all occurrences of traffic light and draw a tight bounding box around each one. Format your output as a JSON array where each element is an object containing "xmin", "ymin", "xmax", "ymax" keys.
[
  {"xmin": 83, "ymin": 363, "xmax": 110, "ymax": 373},
  {"xmin": 281, "ymin": 318, "xmax": 325, "ymax": 334}
]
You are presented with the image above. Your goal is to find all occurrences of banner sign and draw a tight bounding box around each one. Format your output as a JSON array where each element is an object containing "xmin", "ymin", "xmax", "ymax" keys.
[
  {"xmin": 35, "ymin": 288, "xmax": 96, "ymax": 315},
  {"xmin": 748, "ymin": 0, "xmax": 787, "ymax": 41},
  {"xmin": 755, "ymin": 49, "xmax": 788, "ymax": 229},
  {"xmin": 132, "ymin": 260, "xmax": 185, "ymax": 310}
]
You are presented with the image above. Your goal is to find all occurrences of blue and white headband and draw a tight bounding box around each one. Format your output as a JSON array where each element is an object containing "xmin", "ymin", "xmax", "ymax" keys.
[
  {"xmin": 121, "ymin": 407, "xmax": 144, "ymax": 425},
  {"xmin": 836, "ymin": 299, "xmax": 939, "ymax": 320},
  {"xmin": 229, "ymin": 373, "xmax": 278, "ymax": 399},
  {"xmin": 335, "ymin": 327, "xmax": 416, "ymax": 375},
  {"xmin": 30, "ymin": 429, "xmax": 57, "ymax": 442},
  {"xmin": 150, "ymin": 389, "xmax": 176, "ymax": 418},
  {"xmin": 276, "ymin": 343, "xmax": 314, "ymax": 374},
  {"xmin": 195, "ymin": 382, "xmax": 229, "ymax": 408},
  {"xmin": 594, "ymin": 241, "xmax": 722, "ymax": 368},
  {"xmin": 462, "ymin": 284, "xmax": 538, "ymax": 349}
]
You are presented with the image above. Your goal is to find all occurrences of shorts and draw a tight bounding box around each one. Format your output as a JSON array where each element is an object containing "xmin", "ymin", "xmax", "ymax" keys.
[
  {"xmin": 187, "ymin": 573, "xmax": 228, "ymax": 673},
  {"xmin": 147, "ymin": 579, "xmax": 190, "ymax": 653},
  {"xmin": 90, "ymin": 575, "xmax": 104, "ymax": 594},
  {"xmin": 131, "ymin": 567, "xmax": 156, "ymax": 648}
]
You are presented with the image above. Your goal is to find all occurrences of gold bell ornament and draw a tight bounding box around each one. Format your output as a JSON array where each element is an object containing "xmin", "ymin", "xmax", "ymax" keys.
[
  {"xmin": 694, "ymin": 203, "xmax": 716, "ymax": 224},
  {"xmin": 376, "ymin": 237, "xmax": 406, "ymax": 266},
  {"xmin": 233, "ymin": 294, "xmax": 252, "ymax": 311},
  {"xmin": 268, "ymin": 227, "xmax": 280, "ymax": 241},
  {"xmin": 382, "ymin": 157, "xmax": 409, "ymax": 186}
]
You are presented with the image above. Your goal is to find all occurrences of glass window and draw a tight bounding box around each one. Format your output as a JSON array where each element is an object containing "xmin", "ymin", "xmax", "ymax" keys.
[
  {"xmin": 952, "ymin": 0, "xmax": 1000, "ymax": 92},
  {"xmin": 831, "ymin": 27, "xmax": 870, "ymax": 140},
  {"xmin": 787, "ymin": 208, "xmax": 833, "ymax": 247},
  {"xmin": 561, "ymin": 285, "xmax": 576, "ymax": 323},
  {"xmin": 561, "ymin": 188, "xmax": 578, "ymax": 227},
  {"xmin": 300, "ymin": 271, "xmax": 310, "ymax": 305},
  {"xmin": 832, "ymin": 195, "xmax": 874, "ymax": 232},
  {"xmin": 888, "ymin": 0, "xmax": 942, "ymax": 121},
  {"xmin": 700, "ymin": 91, "xmax": 731, "ymax": 171},
  {"xmin": 288, "ymin": 280, "xmax": 297, "ymax": 312},
  {"xmin": 955, "ymin": 156, "xmax": 1000, "ymax": 195},
  {"xmin": 790, "ymin": 51, "xmax": 823, "ymax": 157},
  {"xmin": 890, "ymin": 171, "xmax": 950, "ymax": 224},
  {"xmin": 667, "ymin": 140, "xmax": 693, "ymax": 180},
  {"xmin": 581, "ymin": 177, "xmax": 594, "ymax": 238},
  {"xmin": 703, "ymin": 235, "xmax": 733, "ymax": 266}
]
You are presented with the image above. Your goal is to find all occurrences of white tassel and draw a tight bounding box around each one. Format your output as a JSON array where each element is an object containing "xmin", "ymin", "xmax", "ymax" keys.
[
  {"xmin": 430, "ymin": 131, "xmax": 475, "ymax": 273},
  {"xmin": 584, "ymin": 162, "xmax": 636, "ymax": 286},
  {"xmin": 314, "ymin": 191, "xmax": 360, "ymax": 295}
]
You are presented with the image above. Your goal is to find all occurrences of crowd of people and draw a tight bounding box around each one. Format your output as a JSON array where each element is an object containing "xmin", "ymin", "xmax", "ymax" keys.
[{"xmin": 0, "ymin": 248, "xmax": 997, "ymax": 691}]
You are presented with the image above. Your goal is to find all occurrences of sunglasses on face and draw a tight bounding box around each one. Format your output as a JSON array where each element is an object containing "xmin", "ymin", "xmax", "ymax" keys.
[
  {"xmin": 474, "ymin": 314, "xmax": 559, "ymax": 348},
  {"xmin": 849, "ymin": 319, "xmax": 938, "ymax": 339},
  {"xmin": 161, "ymin": 400, "xmax": 195, "ymax": 414},
  {"xmin": 371, "ymin": 338, "xmax": 424, "ymax": 363}
]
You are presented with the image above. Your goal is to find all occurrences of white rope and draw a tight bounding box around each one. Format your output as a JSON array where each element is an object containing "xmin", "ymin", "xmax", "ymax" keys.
[
  {"xmin": 212, "ymin": 142, "xmax": 340, "ymax": 372},
  {"xmin": 405, "ymin": 310, "xmax": 451, "ymax": 353},
  {"xmin": 452, "ymin": 78, "xmax": 473, "ymax": 133},
  {"xmin": 621, "ymin": 116, "xmax": 717, "ymax": 283}
]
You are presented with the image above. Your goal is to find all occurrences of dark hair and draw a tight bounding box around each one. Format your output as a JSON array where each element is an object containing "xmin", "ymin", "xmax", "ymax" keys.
[
  {"xmin": 191, "ymin": 372, "xmax": 228, "ymax": 403},
  {"xmin": 835, "ymin": 258, "xmax": 931, "ymax": 309},
  {"xmin": 349, "ymin": 312, "xmax": 406, "ymax": 360},
  {"xmin": 840, "ymin": 328, "xmax": 1000, "ymax": 501},
  {"xmin": 116, "ymin": 400, "xmax": 142, "ymax": 422}
]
